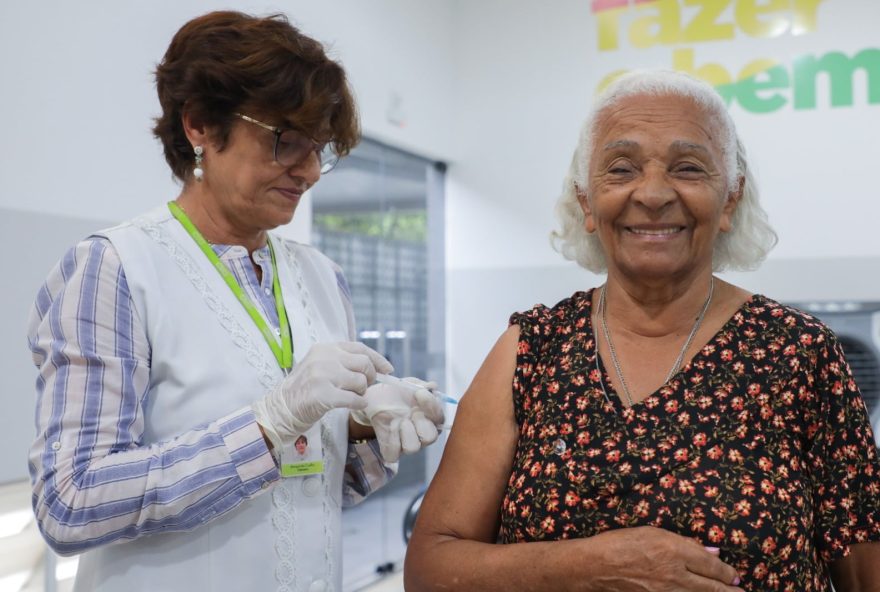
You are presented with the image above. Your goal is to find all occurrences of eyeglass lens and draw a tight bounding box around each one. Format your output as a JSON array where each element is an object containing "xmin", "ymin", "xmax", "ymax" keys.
[{"xmin": 274, "ymin": 130, "xmax": 339, "ymax": 173}]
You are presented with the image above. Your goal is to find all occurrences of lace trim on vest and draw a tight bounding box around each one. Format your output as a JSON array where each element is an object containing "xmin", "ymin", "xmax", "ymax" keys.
[
  {"xmin": 132, "ymin": 215, "xmax": 280, "ymax": 392},
  {"xmin": 272, "ymin": 481, "xmax": 297, "ymax": 591},
  {"xmin": 276, "ymin": 239, "xmax": 336, "ymax": 589}
]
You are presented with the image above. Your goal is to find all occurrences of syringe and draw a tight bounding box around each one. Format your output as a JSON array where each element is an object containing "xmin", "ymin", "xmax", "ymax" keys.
[{"xmin": 374, "ymin": 373, "xmax": 459, "ymax": 405}]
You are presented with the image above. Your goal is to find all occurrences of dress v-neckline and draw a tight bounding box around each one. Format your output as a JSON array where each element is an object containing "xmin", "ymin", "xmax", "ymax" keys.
[{"xmin": 585, "ymin": 288, "xmax": 760, "ymax": 416}]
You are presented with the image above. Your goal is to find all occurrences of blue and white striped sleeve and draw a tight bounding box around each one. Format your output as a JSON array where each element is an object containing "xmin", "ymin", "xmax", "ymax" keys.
[
  {"xmin": 333, "ymin": 265, "xmax": 357, "ymax": 342},
  {"xmin": 27, "ymin": 238, "xmax": 278, "ymax": 555},
  {"xmin": 342, "ymin": 439, "xmax": 396, "ymax": 507}
]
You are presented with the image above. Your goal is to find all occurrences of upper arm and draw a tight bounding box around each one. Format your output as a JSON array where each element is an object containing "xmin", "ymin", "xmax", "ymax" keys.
[
  {"xmin": 830, "ymin": 542, "xmax": 880, "ymax": 591},
  {"xmin": 28, "ymin": 238, "xmax": 151, "ymax": 456},
  {"xmin": 411, "ymin": 325, "xmax": 521, "ymax": 544}
]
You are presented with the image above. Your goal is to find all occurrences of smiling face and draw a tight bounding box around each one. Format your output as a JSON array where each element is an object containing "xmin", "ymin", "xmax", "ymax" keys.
[{"xmin": 581, "ymin": 93, "xmax": 741, "ymax": 284}]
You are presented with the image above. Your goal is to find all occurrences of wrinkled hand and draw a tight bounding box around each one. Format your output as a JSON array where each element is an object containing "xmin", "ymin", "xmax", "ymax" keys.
[
  {"xmin": 352, "ymin": 377, "xmax": 445, "ymax": 462},
  {"xmin": 252, "ymin": 342, "xmax": 393, "ymax": 451},
  {"xmin": 586, "ymin": 526, "xmax": 743, "ymax": 592}
]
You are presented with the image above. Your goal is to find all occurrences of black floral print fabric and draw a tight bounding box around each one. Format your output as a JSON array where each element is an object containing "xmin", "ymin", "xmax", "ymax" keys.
[{"xmin": 500, "ymin": 290, "xmax": 880, "ymax": 591}]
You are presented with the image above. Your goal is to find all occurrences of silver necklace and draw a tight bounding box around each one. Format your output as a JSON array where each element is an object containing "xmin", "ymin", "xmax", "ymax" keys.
[{"xmin": 597, "ymin": 277, "xmax": 715, "ymax": 407}]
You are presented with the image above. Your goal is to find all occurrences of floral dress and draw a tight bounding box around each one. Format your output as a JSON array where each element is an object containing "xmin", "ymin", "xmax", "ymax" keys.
[{"xmin": 500, "ymin": 290, "xmax": 880, "ymax": 591}]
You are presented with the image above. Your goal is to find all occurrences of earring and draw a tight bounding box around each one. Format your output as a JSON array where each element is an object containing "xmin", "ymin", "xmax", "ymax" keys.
[{"xmin": 193, "ymin": 146, "xmax": 204, "ymax": 181}]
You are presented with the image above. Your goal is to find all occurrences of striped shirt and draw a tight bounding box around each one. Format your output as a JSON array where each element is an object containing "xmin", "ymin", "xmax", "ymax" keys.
[{"xmin": 27, "ymin": 236, "xmax": 393, "ymax": 555}]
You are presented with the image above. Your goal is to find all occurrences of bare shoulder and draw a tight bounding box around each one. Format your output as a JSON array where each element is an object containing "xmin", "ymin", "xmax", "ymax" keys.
[
  {"xmin": 459, "ymin": 325, "xmax": 521, "ymax": 411},
  {"xmin": 713, "ymin": 279, "xmax": 754, "ymax": 322}
]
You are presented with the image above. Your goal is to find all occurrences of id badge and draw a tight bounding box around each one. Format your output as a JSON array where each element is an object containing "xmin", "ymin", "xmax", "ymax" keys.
[{"xmin": 279, "ymin": 424, "xmax": 324, "ymax": 478}]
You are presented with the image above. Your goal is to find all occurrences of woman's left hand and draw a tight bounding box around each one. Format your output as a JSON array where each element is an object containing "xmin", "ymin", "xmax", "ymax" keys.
[{"xmin": 351, "ymin": 378, "xmax": 444, "ymax": 462}]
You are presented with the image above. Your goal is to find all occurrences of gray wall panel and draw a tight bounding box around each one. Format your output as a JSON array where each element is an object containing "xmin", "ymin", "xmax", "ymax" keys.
[{"xmin": 1, "ymin": 208, "xmax": 112, "ymax": 484}]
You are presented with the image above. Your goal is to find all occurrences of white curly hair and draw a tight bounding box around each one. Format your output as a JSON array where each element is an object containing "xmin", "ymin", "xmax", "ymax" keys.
[{"xmin": 551, "ymin": 69, "xmax": 777, "ymax": 273}]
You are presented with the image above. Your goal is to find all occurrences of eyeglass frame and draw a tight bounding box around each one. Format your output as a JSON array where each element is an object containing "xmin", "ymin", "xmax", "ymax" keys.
[{"xmin": 234, "ymin": 112, "xmax": 340, "ymax": 174}]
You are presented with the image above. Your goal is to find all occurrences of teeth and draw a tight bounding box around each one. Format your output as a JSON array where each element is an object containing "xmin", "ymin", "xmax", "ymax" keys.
[{"xmin": 630, "ymin": 227, "xmax": 680, "ymax": 236}]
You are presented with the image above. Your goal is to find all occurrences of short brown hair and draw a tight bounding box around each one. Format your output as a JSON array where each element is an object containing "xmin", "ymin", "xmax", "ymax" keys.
[{"xmin": 153, "ymin": 11, "xmax": 360, "ymax": 182}]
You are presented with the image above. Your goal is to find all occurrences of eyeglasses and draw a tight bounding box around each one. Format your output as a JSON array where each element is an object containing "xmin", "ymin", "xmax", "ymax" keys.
[{"xmin": 234, "ymin": 113, "xmax": 339, "ymax": 174}]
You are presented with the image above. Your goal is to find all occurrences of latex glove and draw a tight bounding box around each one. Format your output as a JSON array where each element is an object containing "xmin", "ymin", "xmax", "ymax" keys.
[
  {"xmin": 252, "ymin": 342, "xmax": 393, "ymax": 452},
  {"xmin": 401, "ymin": 377, "xmax": 445, "ymax": 439},
  {"xmin": 351, "ymin": 377, "xmax": 445, "ymax": 462}
]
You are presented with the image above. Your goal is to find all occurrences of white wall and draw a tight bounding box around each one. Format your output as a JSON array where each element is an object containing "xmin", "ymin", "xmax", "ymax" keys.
[
  {"xmin": 0, "ymin": 0, "xmax": 458, "ymax": 484},
  {"xmin": 0, "ymin": 0, "xmax": 457, "ymax": 224}
]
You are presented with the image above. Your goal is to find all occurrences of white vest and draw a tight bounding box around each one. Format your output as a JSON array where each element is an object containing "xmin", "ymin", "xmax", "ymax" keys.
[{"xmin": 76, "ymin": 205, "xmax": 352, "ymax": 592}]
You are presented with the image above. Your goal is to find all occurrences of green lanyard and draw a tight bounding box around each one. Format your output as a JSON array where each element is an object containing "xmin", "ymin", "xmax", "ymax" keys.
[{"xmin": 168, "ymin": 201, "xmax": 293, "ymax": 370}]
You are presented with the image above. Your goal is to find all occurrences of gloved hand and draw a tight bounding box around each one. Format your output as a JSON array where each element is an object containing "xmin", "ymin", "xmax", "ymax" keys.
[
  {"xmin": 351, "ymin": 377, "xmax": 445, "ymax": 462},
  {"xmin": 252, "ymin": 342, "xmax": 393, "ymax": 452}
]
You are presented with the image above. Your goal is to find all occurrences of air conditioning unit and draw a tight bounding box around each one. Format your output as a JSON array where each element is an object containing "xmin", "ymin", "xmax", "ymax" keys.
[{"xmin": 789, "ymin": 301, "xmax": 880, "ymax": 449}]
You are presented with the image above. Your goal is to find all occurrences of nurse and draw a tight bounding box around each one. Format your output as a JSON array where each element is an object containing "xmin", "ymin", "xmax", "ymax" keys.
[{"xmin": 27, "ymin": 11, "xmax": 443, "ymax": 592}]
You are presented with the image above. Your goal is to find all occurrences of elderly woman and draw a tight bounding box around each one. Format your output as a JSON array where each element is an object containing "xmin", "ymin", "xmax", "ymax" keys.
[
  {"xmin": 405, "ymin": 70, "xmax": 880, "ymax": 591},
  {"xmin": 27, "ymin": 11, "xmax": 442, "ymax": 592}
]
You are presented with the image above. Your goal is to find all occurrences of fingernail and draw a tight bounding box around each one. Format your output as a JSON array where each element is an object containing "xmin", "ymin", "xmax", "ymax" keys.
[
  {"xmin": 704, "ymin": 546, "xmax": 720, "ymax": 553},
  {"xmin": 733, "ymin": 576, "xmax": 741, "ymax": 586}
]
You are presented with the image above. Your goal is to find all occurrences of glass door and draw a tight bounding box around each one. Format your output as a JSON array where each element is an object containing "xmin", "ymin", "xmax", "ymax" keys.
[{"xmin": 309, "ymin": 138, "xmax": 446, "ymax": 590}]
